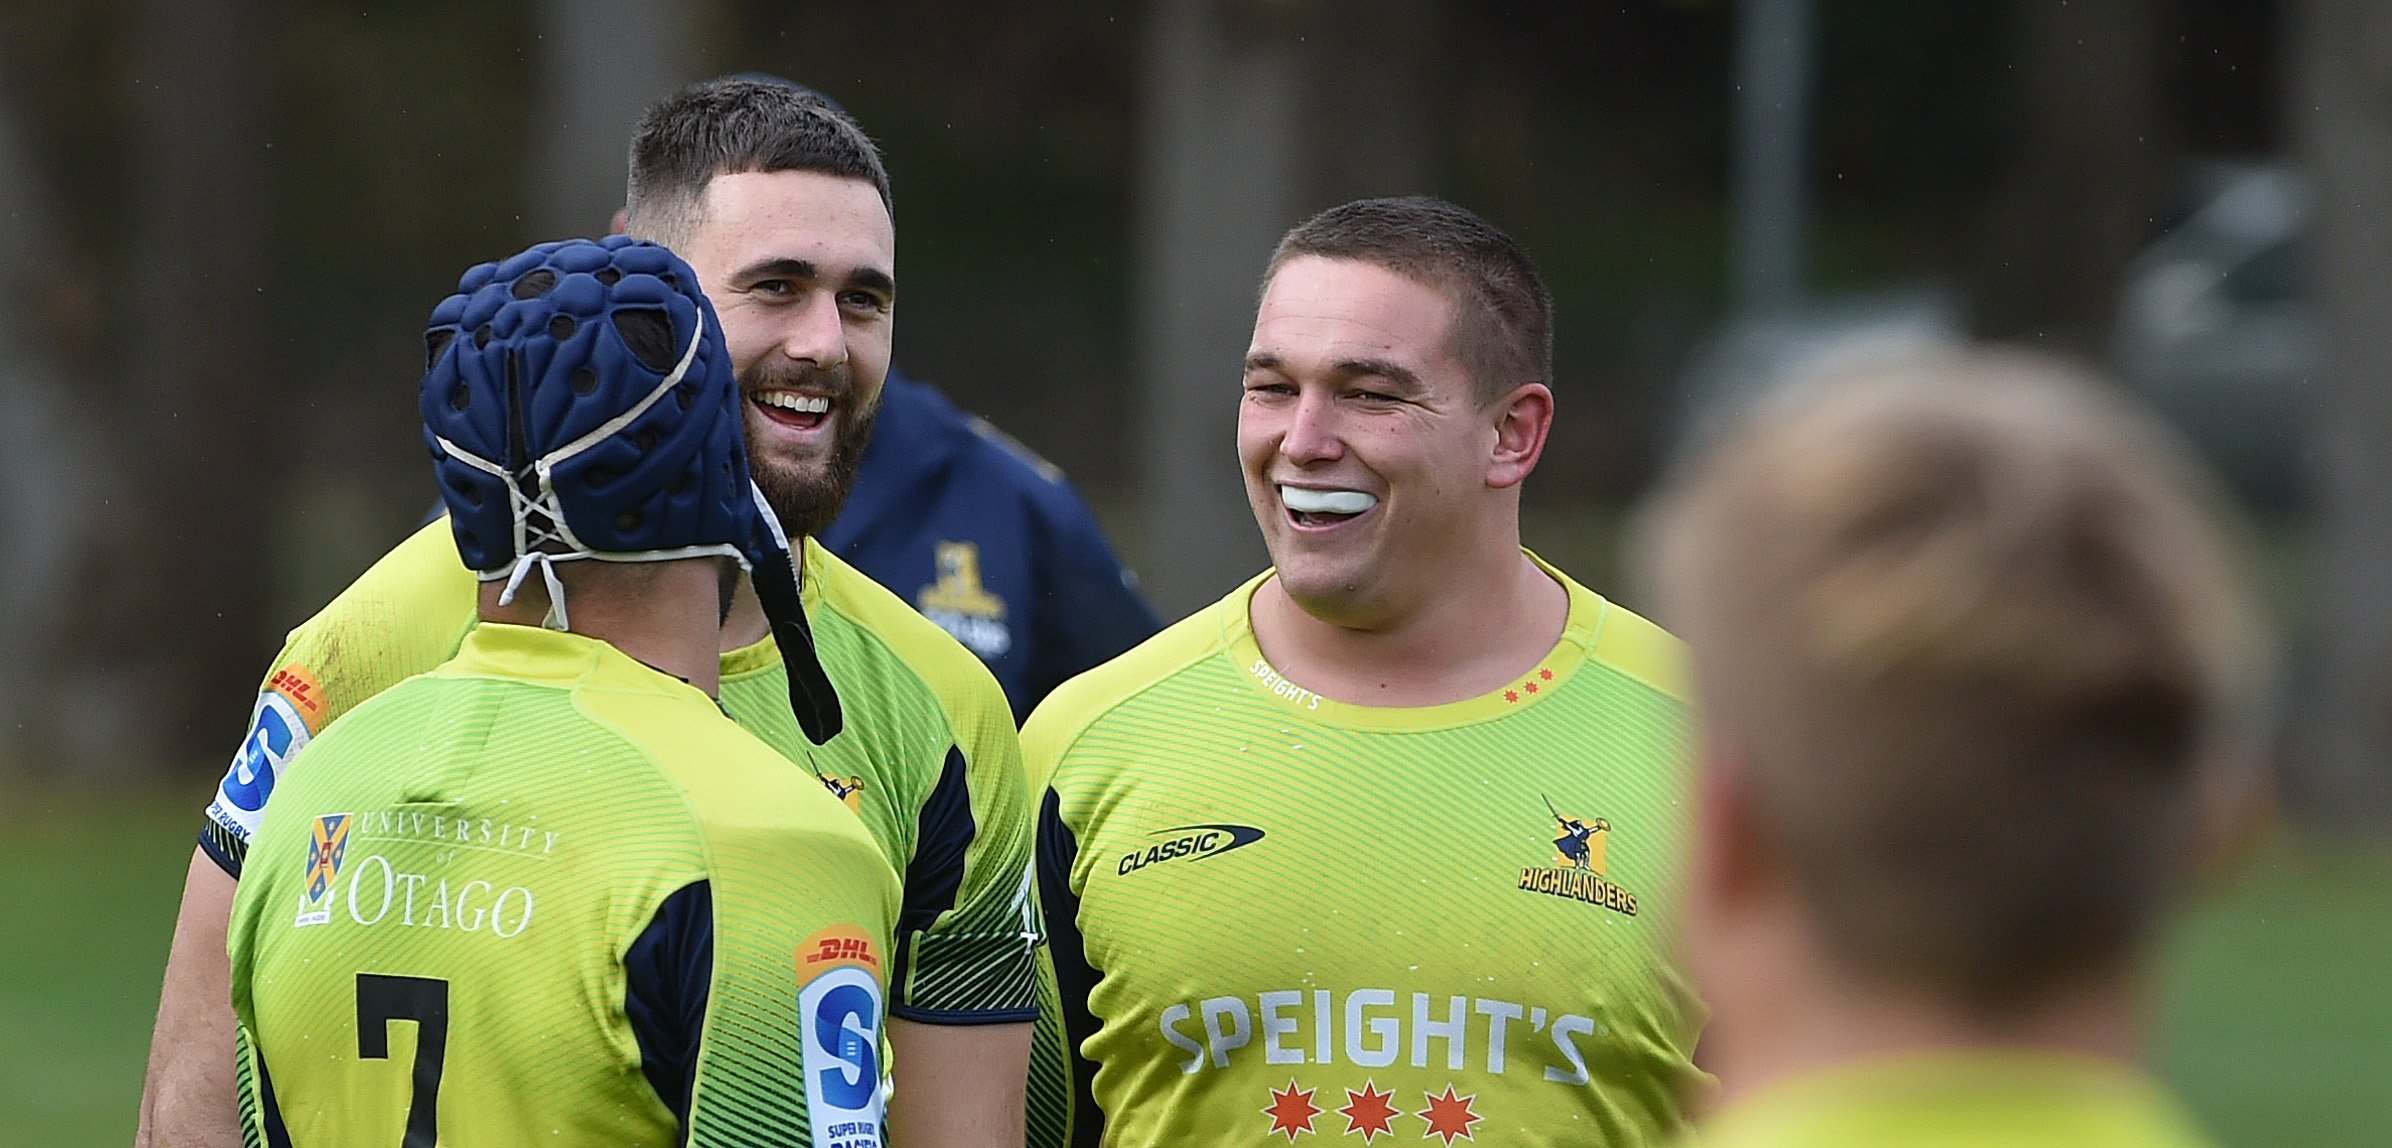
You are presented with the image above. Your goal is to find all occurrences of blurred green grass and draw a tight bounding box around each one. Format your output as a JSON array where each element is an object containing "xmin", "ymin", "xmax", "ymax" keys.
[{"xmin": 4, "ymin": 787, "xmax": 2385, "ymax": 1147}]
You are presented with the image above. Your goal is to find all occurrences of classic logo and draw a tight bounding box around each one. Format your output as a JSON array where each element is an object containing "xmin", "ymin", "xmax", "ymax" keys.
[
  {"xmin": 295, "ymin": 813, "xmax": 352, "ymax": 927},
  {"xmin": 820, "ymin": 774, "xmax": 866, "ymax": 814},
  {"xmin": 918, "ymin": 541, "xmax": 1012, "ymax": 659},
  {"xmin": 798, "ymin": 925, "xmax": 886, "ymax": 1148},
  {"xmin": 1516, "ymin": 796, "xmax": 1639, "ymax": 916},
  {"xmin": 1116, "ymin": 823, "xmax": 1266, "ymax": 876}
]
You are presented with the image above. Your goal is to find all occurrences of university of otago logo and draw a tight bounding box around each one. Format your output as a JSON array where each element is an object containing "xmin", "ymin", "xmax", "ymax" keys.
[
  {"xmin": 294, "ymin": 813, "xmax": 352, "ymax": 928},
  {"xmin": 820, "ymin": 774, "xmax": 866, "ymax": 814},
  {"xmin": 1516, "ymin": 796, "xmax": 1639, "ymax": 916}
]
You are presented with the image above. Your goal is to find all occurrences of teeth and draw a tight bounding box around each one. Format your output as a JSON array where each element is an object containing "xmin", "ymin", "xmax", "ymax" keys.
[
  {"xmin": 757, "ymin": 392, "xmax": 831, "ymax": 415},
  {"xmin": 1279, "ymin": 486, "xmax": 1377, "ymax": 516}
]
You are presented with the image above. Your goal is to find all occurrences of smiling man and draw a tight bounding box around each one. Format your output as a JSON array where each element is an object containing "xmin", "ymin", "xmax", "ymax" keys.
[
  {"xmin": 139, "ymin": 80, "xmax": 1036, "ymax": 1148},
  {"xmin": 1025, "ymin": 197, "xmax": 1705, "ymax": 1146}
]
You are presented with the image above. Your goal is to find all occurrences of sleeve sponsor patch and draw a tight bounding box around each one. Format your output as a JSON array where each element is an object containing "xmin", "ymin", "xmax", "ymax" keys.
[
  {"xmin": 799, "ymin": 926, "xmax": 887, "ymax": 1148},
  {"xmin": 204, "ymin": 684, "xmax": 316, "ymax": 843},
  {"xmin": 264, "ymin": 663, "xmax": 329, "ymax": 732}
]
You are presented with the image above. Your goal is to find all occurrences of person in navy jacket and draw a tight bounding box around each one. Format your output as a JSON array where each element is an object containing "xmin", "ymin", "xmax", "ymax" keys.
[{"xmin": 821, "ymin": 369, "xmax": 1163, "ymax": 721}]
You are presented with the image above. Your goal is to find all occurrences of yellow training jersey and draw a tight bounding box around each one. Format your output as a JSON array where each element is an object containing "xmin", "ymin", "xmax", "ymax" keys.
[
  {"xmin": 1028, "ymin": 557, "xmax": 1705, "ymax": 1147},
  {"xmin": 1685, "ymin": 1051, "xmax": 2219, "ymax": 1148},
  {"xmin": 229, "ymin": 623, "xmax": 900, "ymax": 1147},
  {"xmin": 206, "ymin": 518, "xmax": 1039, "ymax": 1023}
]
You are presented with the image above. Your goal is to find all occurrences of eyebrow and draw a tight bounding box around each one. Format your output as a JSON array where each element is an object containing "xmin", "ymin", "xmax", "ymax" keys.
[
  {"xmin": 1245, "ymin": 351, "xmax": 1423, "ymax": 391},
  {"xmin": 729, "ymin": 257, "xmax": 897, "ymax": 299}
]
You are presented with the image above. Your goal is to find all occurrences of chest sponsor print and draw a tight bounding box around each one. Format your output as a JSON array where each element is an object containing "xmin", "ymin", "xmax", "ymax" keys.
[{"xmin": 1115, "ymin": 823, "xmax": 1267, "ymax": 876}]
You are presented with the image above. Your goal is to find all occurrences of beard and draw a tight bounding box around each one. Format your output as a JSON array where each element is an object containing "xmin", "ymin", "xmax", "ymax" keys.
[{"xmin": 742, "ymin": 357, "xmax": 878, "ymax": 540}]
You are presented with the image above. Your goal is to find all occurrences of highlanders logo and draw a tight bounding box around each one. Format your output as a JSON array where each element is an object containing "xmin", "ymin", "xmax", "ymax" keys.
[
  {"xmin": 294, "ymin": 813, "xmax": 353, "ymax": 927},
  {"xmin": 1516, "ymin": 796, "xmax": 1639, "ymax": 916},
  {"xmin": 820, "ymin": 774, "xmax": 866, "ymax": 813},
  {"xmin": 917, "ymin": 541, "xmax": 1012, "ymax": 660}
]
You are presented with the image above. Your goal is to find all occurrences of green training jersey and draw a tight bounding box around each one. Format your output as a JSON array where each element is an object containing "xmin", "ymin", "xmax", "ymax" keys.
[
  {"xmin": 1684, "ymin": 1052, "xmax": 2219, "ymax": 1148},
  {"xmin": 204, "ymin": 518, "xmax": 1040, "ymax": 1022},
  {"xmin": 1027, "ymin": 558, "xmax": 1705, "ymax": 1147},
  {"xmin": 229, "ymin": 623, "xmax": 901, "ymax": 1147}
]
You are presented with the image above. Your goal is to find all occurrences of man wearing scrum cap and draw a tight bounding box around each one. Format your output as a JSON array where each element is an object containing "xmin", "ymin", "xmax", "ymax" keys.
[
  {"xmin": 143, "ymin": 79, "xmax": 1036, "ymax": 1148},
  {"xmin": 227, "ymin": 235, "xmax": 897, "ymax": 1147}
]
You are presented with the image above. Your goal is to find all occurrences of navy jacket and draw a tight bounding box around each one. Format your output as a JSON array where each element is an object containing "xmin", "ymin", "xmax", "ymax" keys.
[{"xmin": 821, "ymin": 371, "xmax": 1162, "ymax": 722}]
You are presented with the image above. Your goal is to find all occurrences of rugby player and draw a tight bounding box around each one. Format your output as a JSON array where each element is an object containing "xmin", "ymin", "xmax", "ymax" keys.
[
  {"xmin": 1640, "ymin": 351, "xmax": 2264, "ymax": 1147},
  {"xmin": 230, "ymin": 235, "xmax": 898, "ymax": 1146},
  {"xmin": 1028, "ymin": 197, "xmax": 1704, "ymax": 1146},
  {"xmin": 140, "ymin": 79, "xmax": 1035, "ymax": 1148}
]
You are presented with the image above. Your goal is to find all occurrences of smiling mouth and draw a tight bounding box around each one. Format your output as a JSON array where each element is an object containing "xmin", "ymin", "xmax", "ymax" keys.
[
  {"xmin": 1279, "ymin": 484, "xmax": 1378, "ymax": 528},
  {"xmin": 752, "ymin": 390, "xmax": 832, "ymax": 433}
]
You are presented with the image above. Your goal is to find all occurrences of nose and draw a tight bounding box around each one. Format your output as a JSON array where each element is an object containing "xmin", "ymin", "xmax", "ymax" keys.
[
  {"xmin": 1279, "ymin": 387, "xmax": 1344, "ymax": 465},
  {"xmin": 778, "ymin": 291, "xmax": 848, "ymax": 369}
]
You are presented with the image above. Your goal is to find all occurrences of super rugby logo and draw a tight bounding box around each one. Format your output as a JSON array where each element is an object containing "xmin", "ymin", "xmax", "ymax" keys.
[
  {"xmin": 798, "ymin": 926, "xmax": 886, "ymax": 1148},
  {"xmin": 1118, "ymin": 824, "xmax": 1266, "ymax": 876},
  {"xmin": 1516, "ymin": 796, "xmax": 1639, "ymax": 916}
]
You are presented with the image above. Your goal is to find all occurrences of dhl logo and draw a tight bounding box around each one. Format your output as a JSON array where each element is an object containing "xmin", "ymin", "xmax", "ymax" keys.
[
  {"xmin": 800, "ymin": 925, "xmax": 881, "ymax": 975},
  {"xmin": 268, "ymin": 665, "xmax": 327, "ymax": 730}
]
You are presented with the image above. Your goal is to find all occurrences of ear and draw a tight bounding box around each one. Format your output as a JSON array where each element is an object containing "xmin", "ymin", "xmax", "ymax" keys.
[
  {"xmin": 1692, "ymin": 728, "xmax": 1777, "ymax": 918},
  {"xmin": 1487, "ymin": 382, "xmax": 1555, "ymax": 490}
]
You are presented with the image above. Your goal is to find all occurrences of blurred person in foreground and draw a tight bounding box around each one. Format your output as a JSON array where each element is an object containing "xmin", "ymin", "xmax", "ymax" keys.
[
  {"xmin": 1639, "ymin": 350, "xmax": 2268, "ymax": 1148},
  {"xmin": 1028, "ymin": 196, "xmax": 1704, "ymax": 1146},
  {"xmin": 141, "ymin": 78, "xmax": 1037, "ymax": 1148},
  {"xmin": 229, "ymin": 235, "xmax": 896, "ymax": 1145}
]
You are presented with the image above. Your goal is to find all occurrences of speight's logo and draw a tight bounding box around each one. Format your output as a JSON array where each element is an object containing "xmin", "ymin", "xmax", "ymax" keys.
[
  {"xmin": 295, "ymin": 813, "xmax": 353, "ymax": 927},
  {"xmin": 1117, "ymin": 823, "xmax": 1266, "ymax": 876},
  {"xmin": 1517, "ymin": 796, "xmax": 1638, "ymax": 916}
]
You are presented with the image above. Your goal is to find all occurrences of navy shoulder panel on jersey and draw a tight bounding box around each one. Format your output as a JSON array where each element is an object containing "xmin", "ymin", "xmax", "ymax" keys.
[{"xmin": 624, "ymin": 878, "xmax": 714, "ymax": 1137}]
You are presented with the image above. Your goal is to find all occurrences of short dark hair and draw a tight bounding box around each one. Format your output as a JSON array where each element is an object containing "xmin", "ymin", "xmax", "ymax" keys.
[
  {"xmin": 1267, "ymin": 196, "xmax": 1553, "ymax": 403},
  {"xmin": 625, "ymin": 77, "xmax": 892, "ymax": 250}
]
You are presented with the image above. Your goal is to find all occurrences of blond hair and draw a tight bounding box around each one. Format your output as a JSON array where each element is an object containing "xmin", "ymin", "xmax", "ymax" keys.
[{"xmin": 1641, "ymin": 348, "xmax": 2267, "ymax": 1008}]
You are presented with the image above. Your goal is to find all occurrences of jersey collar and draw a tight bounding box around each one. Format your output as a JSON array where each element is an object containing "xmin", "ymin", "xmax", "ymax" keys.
[
  {"xmin": 443, "ymin": 621, "xmax": 713, "ymax": 703},
  {"xmin": 1221, "ymin": 549, "xmax": 1612, "ymax": 732},
  {"xmin": 1696, "ymin": 1050, "xmax": 2210, "ymax": 1148},
  {"xmin": 718, "ymin": 536, "xmax": 825, "ymax": 680}
]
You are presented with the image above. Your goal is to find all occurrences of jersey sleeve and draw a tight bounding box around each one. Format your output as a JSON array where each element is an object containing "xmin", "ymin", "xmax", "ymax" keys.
[
  {"xmin": 201, "ymin": 518, "xmax": 479, "ymax": 876},
  {"xmin": 688, "ymin": 797, "xmax": 903, "ymax": 1147},
  {"xmin": 891, "ymin": 674, "xmax": 1042, "ymax": 1024}
]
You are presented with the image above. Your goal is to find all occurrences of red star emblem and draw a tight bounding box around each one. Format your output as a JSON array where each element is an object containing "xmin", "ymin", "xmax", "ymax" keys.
[
  {"xmin": 1339, "ymin": 1080, "xmax": 1401, "ymax": 1142},
  {"xmin": 1539, "ymin": 668, "xmax": 1554, "ymax": 681},
  {"xmin": 1523, "ymin": 681, "xmax": 1539, "ymax": 694},
  {"xmin": 1503, "ymin": 690, "xmax": 1520, "ymax": 703},
  {"xmin": 1264, "ymin": 1080, "xmax": 1321, "ymax": 1140},
  {"xmin": 1418, "ymin": 1086, "xmax": 1481, "ymax": 1144}
]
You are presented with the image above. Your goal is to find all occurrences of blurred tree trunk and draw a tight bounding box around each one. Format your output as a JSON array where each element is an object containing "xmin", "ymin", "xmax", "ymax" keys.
[
  {"xmin": 530, "ymin": 0, "xmax": 691, "ymax": 239},
  {"xmin": 0, "ymin": 58, "xmax": 100, "ymax": 768},
  {"xmin": 65, "ymin": 0, "xmax": 277, "ymax": 770},
  {"xmin": 1135, "ymin": 0, "xmax": 1433, "ymax": 616},
  {"xmin": 2293, "ymin": 0, "xmax": 2392, "ymax": 828},
  {"xmin": 1974, "ymin": 0, "xmax": 2174, "ymax": 352}
]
